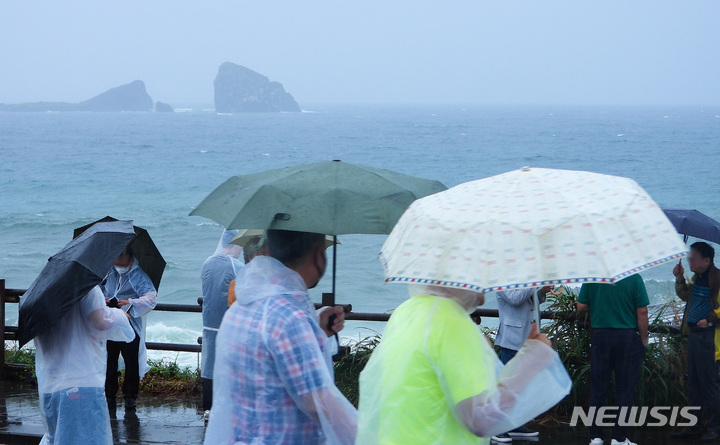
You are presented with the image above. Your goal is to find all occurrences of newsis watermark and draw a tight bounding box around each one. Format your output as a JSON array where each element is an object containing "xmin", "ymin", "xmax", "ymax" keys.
[{"xmin": 570, "ymin": 406, "xmax": 701, "ymax": 428}]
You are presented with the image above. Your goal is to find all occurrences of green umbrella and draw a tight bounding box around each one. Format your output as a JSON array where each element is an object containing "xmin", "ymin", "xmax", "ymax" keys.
[{"xmin": 190, "ymin": 160, "xmax": 446, "ymax": 297}]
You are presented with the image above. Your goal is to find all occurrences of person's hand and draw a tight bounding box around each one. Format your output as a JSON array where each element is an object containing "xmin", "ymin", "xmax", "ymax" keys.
[
  {"xmin": 698, "ymin": 319, "xmax": 709, "ymax": 328},
  {"xmin": 124, "ymin": 311, "xmax": 131, "ymax": 320},
  {"xmin": 118, "ymin": 299, "xmax": 130, "ymax": 307},
  {"xmin": 319, "ymin": 306, "xmax": 345, "ymax": 337},
  {"xmin": 105, "ymin": 297, "xmax": 110, "ymax": 304},
  {"xmin": 527, "ymin": 323, "xmax": 552, "ymax": 348},
  {"xmin": 539, "ymin": 286, "xmax": 553, "ymax": 295},
  {"xmin": 673, "ymin": 261, "xmax": 685, "ymax": 280}
]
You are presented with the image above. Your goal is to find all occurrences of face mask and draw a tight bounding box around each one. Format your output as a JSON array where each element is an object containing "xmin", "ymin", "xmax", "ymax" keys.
[{"xmin": 114, "ymin": 265, "xmax": 130, "ymax": 275}]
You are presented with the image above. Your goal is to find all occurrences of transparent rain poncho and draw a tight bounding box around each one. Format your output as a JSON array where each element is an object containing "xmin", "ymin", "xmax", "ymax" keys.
[
  {"xmin": 201, "ymin": 229, "xmax": 242, "ymax": 379},
  {"xmin": 34, "ymin": 286, "xmax": 135, "ymax": 445},
  {"xmin": 356, "ymin": 285, "xmax": 572, "ymax": 445},
  {"xmin": 103, "ymin": 258, "xmax": 157, "ymax": 377},
  {"xmin": 204, "ymin": 256, "xmax": 357, "ymax": 445}
]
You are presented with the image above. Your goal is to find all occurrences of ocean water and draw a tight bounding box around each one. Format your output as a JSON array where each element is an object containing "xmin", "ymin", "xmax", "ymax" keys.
[{"xmin": 1, "ymin": 105, "xmax": 719, "ymax": 367}]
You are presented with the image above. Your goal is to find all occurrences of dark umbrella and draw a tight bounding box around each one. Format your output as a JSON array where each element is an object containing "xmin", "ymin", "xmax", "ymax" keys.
[
  {"xmin": 662, "ymin": 208, "xmax": 720, "ymax": 244},
  {"xmin": 18, "ymin": 220, "xmax": 136, "ymax": 347},
  {"xmin": 74, "ymin": 216, "xmax": 167, "ymax": 290}
]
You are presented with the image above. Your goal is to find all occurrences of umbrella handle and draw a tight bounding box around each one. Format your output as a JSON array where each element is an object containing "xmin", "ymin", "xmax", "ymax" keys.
[
  {"xmin": 533, "ymin": 288, "xmax": 542, "ymax": 329},
  {"xmin": 328, "ymin": 314, "xmax": 340, "ymax": 347}
]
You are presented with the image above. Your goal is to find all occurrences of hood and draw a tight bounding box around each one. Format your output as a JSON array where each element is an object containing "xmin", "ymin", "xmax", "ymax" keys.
[{"xmin": 232, "ymin": 256, "xmax": 308, "ymax": 306}]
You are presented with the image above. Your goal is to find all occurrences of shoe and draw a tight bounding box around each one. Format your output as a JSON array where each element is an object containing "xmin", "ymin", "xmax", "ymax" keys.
[
  {"xmin": 701, "ymin": 430, "xmax": 720, "ymax": 442},
  {"xmin": 611, "ymin": 439, "xmax": 637, "ymax": 445},
  {"xmin": 203, "ymin": 410, "xmax": 211, "ymax": 423},
  {"xmin": 672, "ymin": 427, "xmax": 700, "ymax": 438},
  {"xmin": 508, "ymin": 425, "xmax": 539, "ymax": 437},
  {"xmin": 590, "ymin": 439, "xmax": 603, "ymax": 445},
  {"xmin": 124, "ymin": 397, "xmax": 136, "ymax": 410},
  {"xmin": 491, "ymin": 432, "xmax": 512, "ymax": 442}
]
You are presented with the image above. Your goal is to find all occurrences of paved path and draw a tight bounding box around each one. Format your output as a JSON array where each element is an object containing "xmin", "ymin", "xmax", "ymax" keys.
[
  {"xmin": 0, "ymin": 380, "xmax": 687, "ymax": 445},
  {"xmin": 0, "ymin": 380, "xmax": 205, "ymax": 444}
]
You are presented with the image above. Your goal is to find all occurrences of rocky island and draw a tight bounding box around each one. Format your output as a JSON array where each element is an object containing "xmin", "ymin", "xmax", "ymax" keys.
[
  {"xmin": 0, "ymin": 80, "xmax": 154, "ymax": 112},
  {"xmin": 214, "ymin": 62, "xmax": 300, "ymax": 113},
  {"xmin": 155, "ymin": 101, "xmax": 174, "ymax": 113}
]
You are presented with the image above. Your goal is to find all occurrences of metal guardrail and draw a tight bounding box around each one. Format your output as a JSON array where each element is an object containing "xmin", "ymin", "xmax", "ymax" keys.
[{"xmin": 0, "ymin": 278, "xmax": 681, "ymax": 376}]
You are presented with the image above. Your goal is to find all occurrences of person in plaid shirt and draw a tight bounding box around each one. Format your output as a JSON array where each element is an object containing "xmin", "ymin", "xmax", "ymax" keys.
[{"xmin": 204, "ymin": 230, "xmax": 357, "ymax": 445}]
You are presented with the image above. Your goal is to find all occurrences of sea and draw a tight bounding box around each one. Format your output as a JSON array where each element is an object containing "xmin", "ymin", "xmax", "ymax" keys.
[{"xmin": 1, "ymin": 104, "xmax": 719, "ymax": 368}]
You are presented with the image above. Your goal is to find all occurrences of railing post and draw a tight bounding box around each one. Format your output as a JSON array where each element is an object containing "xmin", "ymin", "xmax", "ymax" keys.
[{"xmin": 1, "ymin": 279, "xmax": 6, "ymax": 378}]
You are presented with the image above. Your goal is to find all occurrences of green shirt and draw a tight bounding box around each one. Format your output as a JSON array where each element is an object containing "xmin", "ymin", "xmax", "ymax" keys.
[{"xmin": 577, "ymin": 274, "xmax": 649, "ymax": 329}]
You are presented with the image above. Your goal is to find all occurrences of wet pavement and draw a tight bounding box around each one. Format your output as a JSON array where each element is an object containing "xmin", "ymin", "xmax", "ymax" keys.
[
  {"xmin": 0, "ymin": 380, "xmax": 205, "ymax": 444},
  {"xmin": 530, "ymin": 423, "xmax": 687, "ymax": 445},
  {"xmin": 0, "ymin": 379, "xmax": 698, "ymax": 445}
]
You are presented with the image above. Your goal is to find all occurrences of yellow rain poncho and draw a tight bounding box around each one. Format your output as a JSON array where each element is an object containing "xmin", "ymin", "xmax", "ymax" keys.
[{"xmin": 356, "ymin": 286, "xmax": 572, "ymax": 445}]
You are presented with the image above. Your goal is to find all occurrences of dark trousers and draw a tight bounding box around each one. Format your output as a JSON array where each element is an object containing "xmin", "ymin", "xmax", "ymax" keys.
[
  {"xmin": 687, "ymin": 327, "xmax": 720, "ymax": 432},
  {"xmin": 589, "ymin": 329, "xmax": 644, "ymax": 442},
  {"xmin": 105, "ymin": 334, "xmax": 140, "ymax": 401},
  {"xmin": 202, "ymin": 378, "xmax": 213, "ymax": 411},
  {"xmin": 500, "ymin": 347, "xmax": 518, "ymax": 365}
]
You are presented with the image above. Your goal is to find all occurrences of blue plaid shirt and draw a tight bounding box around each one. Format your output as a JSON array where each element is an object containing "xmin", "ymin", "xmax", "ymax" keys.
[{"xmin": 207, "ymin": 257, "xmax": 331, "ymax": 444}]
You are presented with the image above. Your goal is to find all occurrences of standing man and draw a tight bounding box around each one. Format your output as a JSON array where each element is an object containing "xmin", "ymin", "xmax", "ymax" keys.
[
  {"xmin": 35, "ymin": 285, "xmax": 135, "ymax": 444},
  {"xmin": 577, "ymin": 273, "xmax": 649, "ymax": 445},
  {"xmin": 200, "ymin": 229, "xmax": 242, "ymax": 415},
  {"xmin": 491, "ymin": 286, "xmax": 552, "ymax": 443},
  {"xmin": 671, "ymin": 241, "xmax": 720, "ymax": 441},
  {"xmin": 104, "ymin": 247, "xmax": 157, "ymax": 416},
  {"xmin": 204, "ymin": 229, "xmax": 357, "ymax": 445}
]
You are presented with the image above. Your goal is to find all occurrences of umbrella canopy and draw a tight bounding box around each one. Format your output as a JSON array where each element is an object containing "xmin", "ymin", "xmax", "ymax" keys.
[
  {"xmin": 189, "ymin": 160, "xmax": 447, "ymax": 235},
  {"xmin": 74, "ymin": 216, "xmax": 166, "ymax": 290},
  {"xmin": 381, "ymin": 167, "xmax": 688, "ymax": 293},
  {"xmin": 662, "ymin": 208, "xmax": 720, "ymax": 244},
  {"xmin": 18, "ymin": 220, "xmax": 136, "ymax": 347},
  {"xmin": 230, "ymin": 229, "xmax": 338, "ymax": 249}
]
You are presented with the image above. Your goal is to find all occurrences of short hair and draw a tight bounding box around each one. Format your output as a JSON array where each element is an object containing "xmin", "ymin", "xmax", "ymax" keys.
[
  {"xmin": 120, "ymin": 246, "xmax": 134, "ymax": 259},
  {"xmin": 691, "ymin": 241, "xmax": 715, "ymax": 263},
  {"xmin": 267, "ymin": 229, "xmax": 325, "ymax": 267}
]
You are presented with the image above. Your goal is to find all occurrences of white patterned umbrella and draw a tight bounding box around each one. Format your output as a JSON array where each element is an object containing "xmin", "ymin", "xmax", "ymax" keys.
[{"xmin": 381, "ymin": 167, "xmax": 687, "ymax": 324}]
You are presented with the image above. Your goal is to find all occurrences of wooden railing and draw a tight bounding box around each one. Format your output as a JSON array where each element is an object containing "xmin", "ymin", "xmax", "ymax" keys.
[{"xmin": 0, "ymin": 279, "xmax": 681, "ymax": 376}]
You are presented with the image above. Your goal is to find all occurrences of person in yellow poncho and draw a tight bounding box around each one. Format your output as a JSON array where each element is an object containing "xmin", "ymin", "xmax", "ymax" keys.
[{"xmin": 356, "ymin": 284, "xmax": 572, "ymax": 445}]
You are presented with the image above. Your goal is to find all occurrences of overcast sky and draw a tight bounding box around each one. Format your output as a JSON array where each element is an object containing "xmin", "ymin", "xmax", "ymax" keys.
[{"xmin": 1, "ymin": 1, "xmax": 718, "ymax": 106}]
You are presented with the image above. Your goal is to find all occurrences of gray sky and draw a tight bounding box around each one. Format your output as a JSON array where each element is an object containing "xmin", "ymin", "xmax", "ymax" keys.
[{"xmin": 1, "ymin": 1, "xmax": 718, "ymax": 106}]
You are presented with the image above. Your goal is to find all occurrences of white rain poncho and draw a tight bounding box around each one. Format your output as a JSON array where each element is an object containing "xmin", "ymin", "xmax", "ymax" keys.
[
  {"xmin": 103, "ymin": 259, "xmax": 157, "ymax": 377},
  {"xmin": 204, "ymin": 256, "xmax": 357, "ymax": 445},
  {"xmin": 201, "ymin": 229, "xmax": 242, "ymax": 379},
  {"xmin": 34, "ymin": 286, "xmax": 135, "ymax": 445},
  {"xmin": 356, "ymin": 285, "xmax": 572, "ymax": 445}
]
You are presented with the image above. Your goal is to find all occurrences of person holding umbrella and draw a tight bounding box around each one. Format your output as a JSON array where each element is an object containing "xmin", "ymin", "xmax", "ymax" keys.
[
  {"xmin": 671, "ymin": 241, "xmax": 720, "ymax": 441},
  {"xmin": 204, "ymin": 229, "xmax": 357, "ymax": 445},
  {"xmin": 36, "ymin": 286, "xmax": 135, "ymax": 444},
  {"xmin": 104, "ymin": 246, "xmax": 158, "ymax": 416},
  {"xmin": 356, "ymin": 284, "xmax": 570, "ymax": 444},
  {"xmin": 200, "ymin": 229, "xmax": 242, "ymax": 415},
  {"xmin": 18, "ymin": 220, "xmax": 138, "ymax": 445}
]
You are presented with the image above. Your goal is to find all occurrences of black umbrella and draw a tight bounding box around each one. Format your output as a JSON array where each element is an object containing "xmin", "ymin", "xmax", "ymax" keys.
[
  {"xmin": 18, "ymin": 220, "xmax": 136, "ymax": 347},
  {"xmin": 74, "ymin": 216, "xmax": 166, "ymax": 290},
  {"xmin": 662, "ymin": 208, "xmax": 720, "ymax": 244}
]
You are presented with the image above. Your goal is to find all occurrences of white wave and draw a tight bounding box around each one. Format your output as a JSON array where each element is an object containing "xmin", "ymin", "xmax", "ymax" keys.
[{"xmin": 146, "ymin": 322, "xmax": 200, "ymax": 344}]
